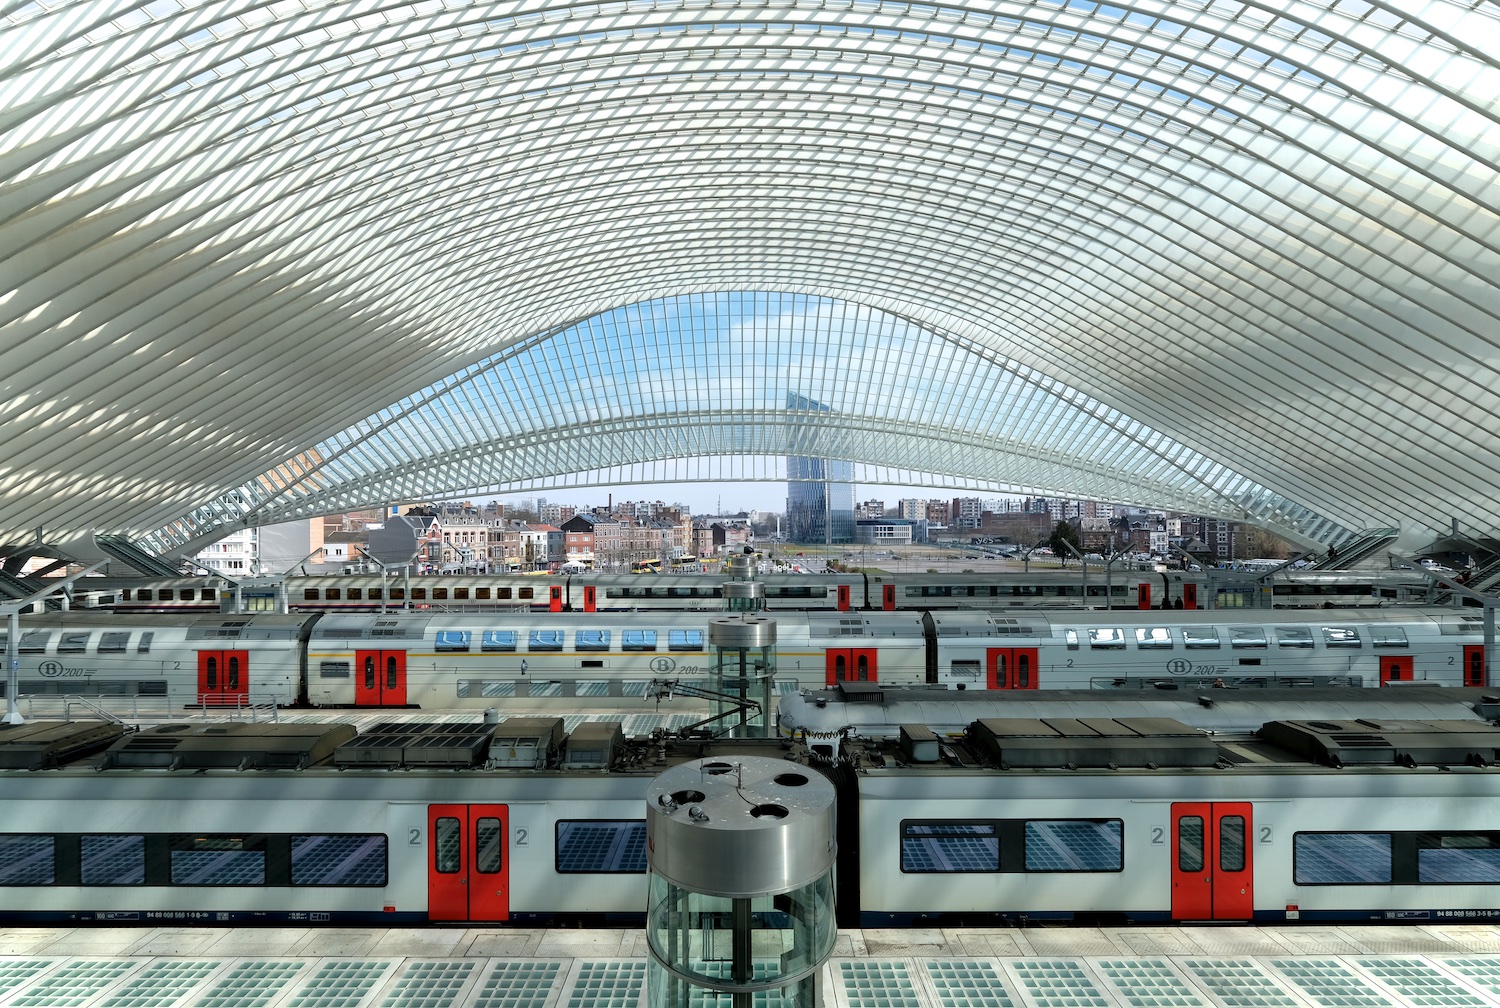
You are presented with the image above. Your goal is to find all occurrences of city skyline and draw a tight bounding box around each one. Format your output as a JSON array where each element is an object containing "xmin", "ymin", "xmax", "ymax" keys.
[{"xmin": 486, "ymin": 482, "xmax": 1016, "ymax": 518}]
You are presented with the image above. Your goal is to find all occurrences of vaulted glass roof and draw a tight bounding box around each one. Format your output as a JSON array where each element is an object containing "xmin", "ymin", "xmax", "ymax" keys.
[{"xmin": 2, "ymin": 0, "xmax": 1498, "ymax": 556}]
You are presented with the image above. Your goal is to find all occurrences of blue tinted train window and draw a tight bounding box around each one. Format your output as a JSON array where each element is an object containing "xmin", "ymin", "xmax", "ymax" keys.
[
  {"xmin": 1294, "ymin": 833, "xmax": 1391, "ymax": 884},
  {"xmin": 169, "ymin": 835, "xmax": 267, "ymax": 885},
  {"xmin": 529, "ymin": 630, "xmax": 564, "ymax": 651},
  {"xmin": 482, "ymin": 631, "xmax": 518, "ymax": 652},
  {"xmin": 1417, "ymin": 834, "xmax": 1500, "ymax": 884},
  {"xmin": 668, "ymin": 630, "xmax": 703, "ymax": 651},
  {"xmin": 291, "ymin": 834, "xmax": 388, "ymax": 886},
  {"xmin": 1024, "ymin": 820, "xmax": 1123, "ymax": 872},
  {"xmin": 576, "ymin": 630, "xmax": 611, "ymax": 652},
  {"xmin": 622, "ymin": 630, "xmax": 657, "ymax": 651},
  {"xmin": 0, "ymin": 835, "xmax": 54, "ymax": 884},
  {"xmin": 82, "ymin": 835, "xmax": 145, "ymax": 885},
  {"xmin": 556, "ymin": 820, "xmax": 648, "ymax": 873},
  {"xmin": 435, "ymin": 631, "xmax": 472, "ymax": 652},
  {"xmin": 900, "ymin": 822, "xmax": 999, "ymax": 873}
]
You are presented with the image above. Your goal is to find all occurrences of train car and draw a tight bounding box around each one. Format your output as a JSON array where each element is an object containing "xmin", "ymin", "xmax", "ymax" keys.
[
  {"xmin": 2, "ymin": 606, "xmax": 1490, "ymax": 714},
  {"xmin": 0, "ymin": 613, "xmax": 312, "ymax": 709},
  {"xmin": 6, "ymin": 692, "xmax": 1500, "ymax": 926}
]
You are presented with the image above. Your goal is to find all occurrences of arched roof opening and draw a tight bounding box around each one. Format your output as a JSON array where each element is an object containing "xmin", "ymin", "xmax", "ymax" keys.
[{"xmin": 2, "ymin": 0, "xmax": 1498, "ymax": 559}]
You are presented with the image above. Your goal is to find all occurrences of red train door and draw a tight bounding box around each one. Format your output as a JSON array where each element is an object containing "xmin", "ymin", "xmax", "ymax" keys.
[
  {"xmin": 1464, "ymin": 645, "xmax": 1486, "ymax": 687},
  {"xmin": 1170, "ymin": 802, "xmax": 1253, "ymax": 920},
  {"xmin": 428, "ymin": 804, "xmax": 509, "ymax": 922},
  {"xmin": 355, "ymin": 649, "xmax": 407, "ymax": 706},
  {"xmin": 882, "ymin": 583, "xmax": 896, "ymax": 611},
  {"xmin": 196, "ymin": 650, "xmax": 250, "ymax": 706},
  {"xmin": 837, "ymin": 584, "xmax": 851, "ymax": 611},
  {"xmin": 549, "ymin": 585, "xmax": 564, "ymax": 613},
  {"xmin": 1380, "ymin": 655, "xmax": 1414, "ymax": 685},
  {"xmin": 826, "ymin": 647, "xmax": 878, "ymax": 686},
  {"xmin": 1137, "ymin": 582, "xmax": 1152, "ymax": 610},
  {"xmin": 986, "ymin": 647, "xmax": 1040, "ymax": 689},
  {"xmin": 583, "ymin": 585, "xmax": 597, "ymax": 613},
  {"xmin": 1182, "ymin": 583, "xmax": 1198, "ymax": 610}
]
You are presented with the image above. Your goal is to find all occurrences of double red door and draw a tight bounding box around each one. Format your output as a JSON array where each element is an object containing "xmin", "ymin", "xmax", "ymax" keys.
[
  {"xmin": 826, "ymin": 647, "xmax": 878, "ymax": 686},
  {"xmin": 987, "ymin": 647, "xmax": 1039, "ymax": 689},
  {"xmin": 1170, "ymin": 802, "xmax": 1253, "ymax": 920},
  {"xmin": 428, "ymin": 804, "xmax": 509, "ymax": 921},
  {"xmin": 355, "ymin": 649, "xmax": 407, "ymax": 706},
  {"xmin": 197, "ymin": 649, "xmax": 249, "ymax": 706}
]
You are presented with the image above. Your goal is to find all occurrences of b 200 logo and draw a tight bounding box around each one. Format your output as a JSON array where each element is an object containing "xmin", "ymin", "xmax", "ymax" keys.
[
  {"xmin": 650, "ymin": 657, "xmax": 677, "ymax": 674},
  {"xmin": 1166, "ymin": 658, "xmax": 1192, "ymax": 676}
]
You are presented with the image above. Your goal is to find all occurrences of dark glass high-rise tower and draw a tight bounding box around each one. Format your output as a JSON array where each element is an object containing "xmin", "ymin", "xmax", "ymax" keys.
[{"xmin": 786, "ymin": 394, "xmax": 855, "ymax": 544}]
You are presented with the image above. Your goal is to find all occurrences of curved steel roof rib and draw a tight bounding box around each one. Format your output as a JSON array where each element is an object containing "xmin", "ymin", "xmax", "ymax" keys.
[{"xmin": 2, "ymin": 0, "xmax": 1498, "ymax": 554}]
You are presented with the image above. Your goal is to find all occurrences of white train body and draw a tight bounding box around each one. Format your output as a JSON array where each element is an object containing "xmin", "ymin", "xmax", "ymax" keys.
[
  {"xmin": 6, "ymin": 699, "xmax": 1500, "ymax": 926},
  {"xmin": 1, "ymin": 607, "xmax": 1490, "ymax": 712}
]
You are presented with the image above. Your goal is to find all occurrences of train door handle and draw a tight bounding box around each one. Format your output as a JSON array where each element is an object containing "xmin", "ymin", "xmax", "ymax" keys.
[{"xmin": 460, "ymin": 879, "xmax": 468, "ymax": 886}]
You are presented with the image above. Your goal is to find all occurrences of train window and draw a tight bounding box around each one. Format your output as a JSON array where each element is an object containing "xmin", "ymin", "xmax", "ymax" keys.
[
  {"xmin": 475, "ymin": 588, "xmax": 491, "ymax": 600},
  {"xmin": 455, "ymin": 588, "xmax": 469, "ymax": 600},
  {"xmin": 389, "ymin": 587, "xmax": 405, "ymax": 601},
  {"xmin": 1023, "ymin": 820, "xmax": 1123, "ymax": 872},
  {"xmin": 669, "ymin": 629, "xmax": 704, "ymax": 651},
  {"xmin": 1417, "ymin": 833, "xmax": 1500, "ymax": 884},
  {"xmin": 1135, "ymin": 627, "xmax": 1173, "ymax": 649},
  {"xmin": 158, "ymin": 589, "xmax": 174, "ymax": 601},
  {"xmin": 0, "ymin": 835, "xmax": 54, "ymax": 884},
  {"xmin": 179, "ymin": 589, "xmax": 196, "ymax": 601},
  {"xmin": 1088, "ymin": 628, "xmax": 1126, "ymax": 649},
  {"xmin": 1181, "ymin": 627, "xmax": 1220, "ymax": 649},
  {"xmin": 476, "ymin": 819, "xmax": 502, "ymax": 874},
  {"xmin": 303, "ymin": 589, "xmax": 321, "ymax": 601},
  {"xmin": 57, "ymin": 632, "xmax": 90, "ymax": 654},
  {"xmin": 432, "ymin": 588, "xmax": 448, "ymax": 600},
  {"xmin": 576, "ymin": 630, "xmax": 611, "ymax": 651},
  {"xmin": 1177, "ymin": 816, "xmax": 1204, "ymax": 873},
  {"xmin": 1294, "ymin": 833, "xmax": 1391, "ymax": 883},
  {"xmin": 1065, "ymin": 630, "xmax": 1079, "ymax": 650},
  {"xmin": 137, "ymin": 631, "xmax": 154, "ymax": 654},
  {"xmin": 435, "ymin": 818, "xmax": 461, "ymax": 873},
  {"xmin": 319, "ymin": 662, "xmax": 351, "ymax": 678},
  {"xmin": 1371, "ymin": 626, "xmax": 1409, "ymax": 647},
  {"xmin": 556, "ymin": 821, "xmax": 648, "ymax": 873},
  {"xmin": 1321, "ymin": 626, "xmax": 1362, "ymax": 648},
  {"xmin": 900, "ymin": 822, "xmax": 999, "ymax": 873},
  {"xmin": 497, "ymin": 588, "xmax": 512, "ymax": 600},
  {"xmin": 369, "ymin": 588, "xmax": 382, "ymax": 600},
  {"xmin": 519, "ymin": 588, "xmax": 534, "ymax": 600},
  {"xmin": 347, "ymin": 588, "xmax": 363, "ymax": 600},
  {"xmin": 1219, "ymin": 816, "xmax": 1246, "ymax": 872},
  {"xmin": 325, "ymin": 588, "xmax": 341, "ymax": 600},
  {"xmin": 435, "ymin": 631, "xmax": 472, "ymax": 652},
  {"xmin": 291, "ymin": 835, "xmax": 388, "ymax": 886},
  {"xmin": 1229, "ymin": 626, "xmax": 1267, "ymax": 648},
  {"xmin": 482, "ymin": 631, "xmax": 518, "ymax": 651},
  {"xmin": 529, "ymin": 630, "xmax": 564, "ymax": 651},
  {"xmin": 622, "ymin": 630, "xmax": 658, "ymax": 651},
  {"xmin": 18, "ymin": 630, "xmax": 49, "ymax": 653},
  {"xmin": 138, "ymin": 680, "xmax": 167, "ymax": 695},
  {"xmin": 81, "ymin": 835, "xmax": 145, "ymax": 885},
  {"xmin": 1276, "ymin": 626, "xmax": 1315, "ymax": 648},
  {"xmin": 411, "ymin": 588, "xmax": 427, "ymax": 600},
  {"xmin": 98, "ymin": 632, "xmax": 130, "ymax": 653},
  {"xmin": 168, "ymin": 835, "xmax": 267, "ymax": 885}
]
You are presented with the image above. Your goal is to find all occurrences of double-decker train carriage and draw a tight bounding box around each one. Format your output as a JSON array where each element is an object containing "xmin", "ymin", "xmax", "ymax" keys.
[
  {"xmin": 1, "ymin": 607, "xmax": 1491, "ymax": 712},
  {"xmin": 5, "ymin": 689, "xmax": 1500, "ymax": 926},
  {"xmin": 88, "ymin": 566, "xmax": 1443, "ymax": 616}
]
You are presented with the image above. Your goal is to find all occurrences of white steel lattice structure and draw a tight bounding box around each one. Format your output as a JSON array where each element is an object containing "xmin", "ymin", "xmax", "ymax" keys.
[{"xmin": 2, "ymin": 0, "xmax": 1498, "ymax": 557}]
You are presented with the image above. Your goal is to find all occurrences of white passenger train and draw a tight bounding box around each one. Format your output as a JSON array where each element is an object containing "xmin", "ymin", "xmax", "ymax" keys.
[
  {"xmin": 2, "ymin": 606, "xmax": 1490, "ymax": 711},
  {"xmin": 4, "ymin": 691, "xmax": 1500, "ymax": 926}
]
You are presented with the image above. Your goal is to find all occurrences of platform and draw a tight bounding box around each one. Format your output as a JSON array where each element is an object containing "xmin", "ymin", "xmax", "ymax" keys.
[{"xmin": 6, "ymin": 925, "xmax": 1500, "ymax": 1007}]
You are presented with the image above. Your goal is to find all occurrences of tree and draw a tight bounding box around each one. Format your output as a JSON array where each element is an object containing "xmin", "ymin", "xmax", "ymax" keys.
[{"xmin": 1049, "ymin": 520, "xmax": 1082, "ymax": 564}]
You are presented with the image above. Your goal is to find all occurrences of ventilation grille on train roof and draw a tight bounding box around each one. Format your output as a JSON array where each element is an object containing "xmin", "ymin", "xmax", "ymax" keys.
[
  {"xmin": 1258, "ymin": 719, "xmax": 1500, "ymax": 767},
  {"xmin": 334, "ymin": 722, "xmax": 495, "ymax": 768},
  {"xmin": 100, "ymin": 722, "xmax": 357, "ymax": 770},
  {"xmin": 965, "ymin": 717, "xmax": 1219, "ymax": 769}
]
